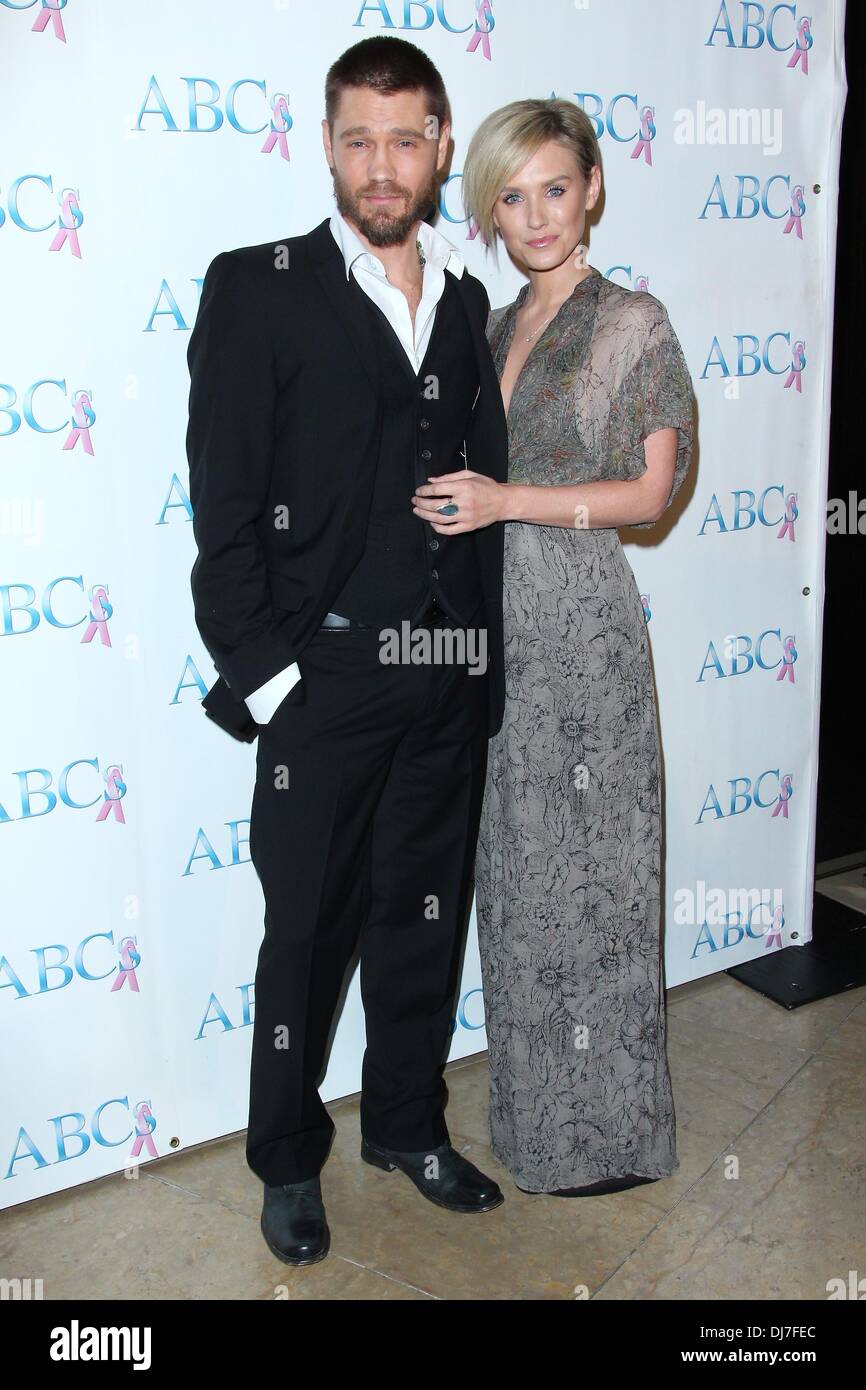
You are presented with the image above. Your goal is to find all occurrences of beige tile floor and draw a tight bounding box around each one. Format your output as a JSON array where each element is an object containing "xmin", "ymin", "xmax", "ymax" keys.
[{"xmin": 3, "ymin": 964, "xmax": 865, "ymax": 1300}]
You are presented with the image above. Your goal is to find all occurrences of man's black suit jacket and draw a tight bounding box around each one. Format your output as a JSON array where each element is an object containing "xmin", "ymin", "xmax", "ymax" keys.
[{"xmin": 185, "ymin": 216, "xmax": 509, "ymax": 743}]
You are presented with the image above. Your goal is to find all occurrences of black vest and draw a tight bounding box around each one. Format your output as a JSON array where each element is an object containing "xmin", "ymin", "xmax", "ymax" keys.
[{"xmin": 328, "ymin": 269, "xmax": 486, "ymax": 628}]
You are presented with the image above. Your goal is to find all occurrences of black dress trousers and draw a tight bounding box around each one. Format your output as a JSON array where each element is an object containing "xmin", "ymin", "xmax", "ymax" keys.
[{"xmin": 245, "ymin": 618, "xmax": 490, "ymax": 1185}]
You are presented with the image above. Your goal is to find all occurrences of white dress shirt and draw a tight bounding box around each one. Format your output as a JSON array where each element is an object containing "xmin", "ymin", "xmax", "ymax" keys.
[{"xmin": 244, "ymin": 209, "xmax": 466, "ymax": 725}]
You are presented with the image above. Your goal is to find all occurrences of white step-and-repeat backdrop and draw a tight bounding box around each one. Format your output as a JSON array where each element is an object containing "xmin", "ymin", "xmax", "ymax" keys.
[{"xmin": 1, "ymin": 0, "xmax": 846, "ymax": 1206}]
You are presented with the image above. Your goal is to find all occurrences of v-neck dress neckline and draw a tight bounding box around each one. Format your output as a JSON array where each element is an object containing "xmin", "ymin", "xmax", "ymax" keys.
[{"xmin": 498, "ymin": 267, "xmax": 602, "ymax": 426}]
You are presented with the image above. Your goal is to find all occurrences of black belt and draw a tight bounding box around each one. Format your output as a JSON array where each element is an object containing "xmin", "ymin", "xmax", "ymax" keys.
[{"xmin": 319, "ymin": 599, "xmax": 453, "ymax": 632}]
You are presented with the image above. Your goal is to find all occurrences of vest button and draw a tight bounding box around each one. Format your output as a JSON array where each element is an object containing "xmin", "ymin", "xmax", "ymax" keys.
[
  {"xmin": 429, "ymin": 538, "xmax": 440, "ymax": 551},
  {"xmin": 431, "ymin": 568, "xmax": 439, "ymax": 579},
  {"xmin": 421, "ymin": 449, "xmax": 432, "ymax": 460},
  {"xmin": 419, "ymin": 418, "xmax": 430, "ymax": 429}
]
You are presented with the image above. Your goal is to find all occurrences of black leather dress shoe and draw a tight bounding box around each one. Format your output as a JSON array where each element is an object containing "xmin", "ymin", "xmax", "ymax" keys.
[
  {"xmin": 260, "ymin": 1175, "xmax": 330, "ymax": 1265},
  {"xmin": 361, "ymin": 1138, "xmax": 504, "ymax": 1213}
]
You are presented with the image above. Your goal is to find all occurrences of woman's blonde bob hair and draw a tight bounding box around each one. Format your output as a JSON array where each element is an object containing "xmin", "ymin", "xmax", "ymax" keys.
[{"xmin": 462, "ymin": 98, "xmax": 601, "ymax": 252}]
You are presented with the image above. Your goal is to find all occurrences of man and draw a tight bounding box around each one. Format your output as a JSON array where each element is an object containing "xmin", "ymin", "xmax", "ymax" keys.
[{"xmin": 186, "ymin": 36, "xmax": 508, "ymax": 1265}]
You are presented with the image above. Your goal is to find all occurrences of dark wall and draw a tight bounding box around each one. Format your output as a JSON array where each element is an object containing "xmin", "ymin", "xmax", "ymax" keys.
[{"xmin": 814, "ymin": 1, "xmax": 865, "ymax": 862}]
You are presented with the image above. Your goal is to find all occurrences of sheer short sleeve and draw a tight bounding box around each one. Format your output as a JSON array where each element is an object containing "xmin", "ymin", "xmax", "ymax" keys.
[{"xmin": 607, "ymin": 295, "xmax": 695, "ymax": 529}]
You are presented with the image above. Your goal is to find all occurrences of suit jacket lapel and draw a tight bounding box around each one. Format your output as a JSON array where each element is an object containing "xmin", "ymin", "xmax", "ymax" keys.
[
  {"xmin": 449, "ymin": 270, "xmax": 508, "ymax": 484},
  {"xmin": 307, "ymin": 218, "xmax": 381, "ymax": 393}
]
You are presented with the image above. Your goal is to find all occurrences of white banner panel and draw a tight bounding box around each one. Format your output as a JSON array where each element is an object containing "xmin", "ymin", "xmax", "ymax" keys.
[{"xmin": 0, "ymin": 0, "xmax": 846, "ymax": 1206}]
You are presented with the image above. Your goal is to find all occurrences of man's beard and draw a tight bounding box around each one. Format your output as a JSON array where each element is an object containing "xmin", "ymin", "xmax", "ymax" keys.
[{"xmin": 331, "ymin": 166, "xmax": 439, "ymax": 247}]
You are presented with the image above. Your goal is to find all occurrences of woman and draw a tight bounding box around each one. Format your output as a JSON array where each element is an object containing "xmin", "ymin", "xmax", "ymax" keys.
[{"xmin": 412, "ymin": 99, "xmax": 694, "ymax": 1195}]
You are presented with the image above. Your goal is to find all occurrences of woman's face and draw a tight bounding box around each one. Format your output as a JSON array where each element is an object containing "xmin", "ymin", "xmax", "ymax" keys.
[{"xmin": 492, "ymin": 139, "xmax": 600, "ymax": 273}]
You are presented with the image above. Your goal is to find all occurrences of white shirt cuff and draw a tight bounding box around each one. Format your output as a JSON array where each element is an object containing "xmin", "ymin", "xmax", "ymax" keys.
[{"xmin": 244, "ymin": 661, "xmax": 301, "ymax": 725}]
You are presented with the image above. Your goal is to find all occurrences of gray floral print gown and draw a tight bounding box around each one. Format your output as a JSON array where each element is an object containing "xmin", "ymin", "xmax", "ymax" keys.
[{"xmin": 474, "ymin": 267, "xmax": 695, "ymax": 1192}]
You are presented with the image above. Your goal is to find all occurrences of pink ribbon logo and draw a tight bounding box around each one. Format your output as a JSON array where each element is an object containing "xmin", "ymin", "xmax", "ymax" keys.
[
  {"xmin": 783, "ymin": 184, "xmax": 806, "ymax": 240},
  {"xmin": 640, "ymin": 593, "xmax": 651, "ymax": 622},
  {"xmin": 777, "ymin": 491, "xmax": 798, "ymax": 542},
  {"xmin": 466, "ymin": 217, "xmax": 486, "ymax": 246},
  {"xmin": 784, "ymin": 340, "xmax": 806, "ymax": 394},
  {"xmin": 129, "ymin": 1101, "xmax": 158, "ymax": 1160},
  {"xmin": 95, "ymin": 763, "xmax": 127, "ymax": 823},
  {"xmin": 110, "ymin": 936, "xmax": 141, "ymax": 994},
  {"xmin": 776, "ymin": 636, "xmax": 797, "ymax": 684},
  {"xmin": 32, "ymin": 0, "xmax": 67, "ymax": 43},
  {"xmin": 62, "ymin": 388, "xmax": 95, "ymax": 455},
  {"xmin": 765, "ymin": 902, "xmax": 785, "ymax": 947},
  {"xmin": 466, "ymin": 0, "xmax": 494, "ymax": 61},
  {"xmin": 771, "ymin": 774, "xmax": 793, "ymax": 818},
  {"xmin": 80, "ymin": 583, "xmax": 113, "ymax": 647},
  {"xmin": 787, "ymin": 16, "xmax": 812, "ymax": 74},
  {"xmin": 48, "ymin": 187, "xmax": 82, "ymax": 259},
  {"xmin": 261, "ymin": 94, "xmax": 291, "ymax": 160},
  {"xmin": 634, "ymin": 275, "xmax": 650, "ymax": 292},
  {"xmin": 630, "ymin": 106, "xmax": 656, "ymax": 167}
]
